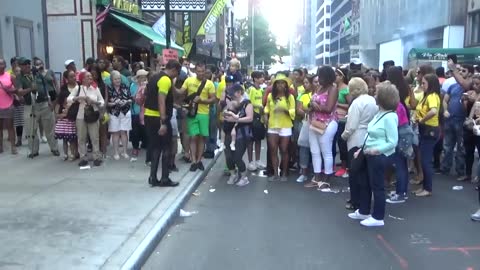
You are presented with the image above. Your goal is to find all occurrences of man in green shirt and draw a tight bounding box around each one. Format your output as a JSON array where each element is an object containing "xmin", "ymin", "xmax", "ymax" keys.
[{"xmin": 16, "ymin": 57, "xmax": 59, "ymax": 158}]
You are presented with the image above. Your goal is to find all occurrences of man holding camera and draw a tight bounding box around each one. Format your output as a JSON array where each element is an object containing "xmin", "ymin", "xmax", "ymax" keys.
[{"xmin": 15, "ymin": 57, "xmax": 59, "ymax": 158}]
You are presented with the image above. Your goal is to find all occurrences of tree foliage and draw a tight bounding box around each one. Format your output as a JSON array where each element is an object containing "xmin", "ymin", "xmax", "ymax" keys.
[{"xmin": 236, "ymin": 15, "xmax": 286, "ymax": 66}]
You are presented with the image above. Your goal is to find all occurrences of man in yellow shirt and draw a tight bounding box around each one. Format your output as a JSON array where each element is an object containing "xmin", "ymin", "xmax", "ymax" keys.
[
  {"xmin": 144, "ymin": 60, "xmax": 182, "ymax": 187},
  {"xmin": 178, "ymin": 63, "xmax": 216, "ymax": 172}
]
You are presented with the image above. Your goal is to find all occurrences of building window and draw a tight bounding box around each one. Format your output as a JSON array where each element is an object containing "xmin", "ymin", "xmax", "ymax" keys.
[
  {"xmin": 326, "ymin": 5, "xmax": 331, "ymax": 13},
  {"xmin": 325, "ymin": 31, "xmax": 330, "ymax": 39},
  {"xmin": 325, "ymin": 18, "xmax": 330, "ymax": 27},
  {"xmin": 468, "ymin": 11, "xmax": 480, "ymax": 46},
  {"xmin": 325, "ymin": 44, "xmax": 330, "ymax": 52}
]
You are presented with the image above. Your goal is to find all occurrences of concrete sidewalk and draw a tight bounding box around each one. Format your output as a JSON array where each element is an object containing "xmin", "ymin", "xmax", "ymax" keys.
[{"xmin": 0, "ymin": 142, "xmax": 219, "ymax": 270}]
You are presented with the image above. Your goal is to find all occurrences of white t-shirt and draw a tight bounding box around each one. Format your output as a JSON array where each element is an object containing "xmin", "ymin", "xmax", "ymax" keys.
[{"xmin": 441, "ymin": 77, "xmax": 457, "ymax": 94}]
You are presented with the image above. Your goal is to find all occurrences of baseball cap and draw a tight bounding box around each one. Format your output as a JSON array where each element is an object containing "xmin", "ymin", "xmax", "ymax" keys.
[
  {"xmin": 17, "ymin": 57, "xmax": 31, "ymax": 65},
  {"xmin": 64, "ymin": 59, "xmax": 75, "ymax": 67}
]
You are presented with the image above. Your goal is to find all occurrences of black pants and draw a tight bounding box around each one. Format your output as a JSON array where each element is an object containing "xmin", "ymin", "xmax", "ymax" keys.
[
  {"xmin": 348, "ymin": 147, "xmax": 363, "ymax": 209},
  {"xmin": 145, "ymin": 116, "xmax": 172, "ymax": 181},
  {"xmin": 433, "ymin": 137, "xmax": 443, "ymax": 169},
  {"xmin": 224, "ymin": 134, "xmax": 248, "ymax": 173},
  {"xmin": 130, "ymin": 115, "xmax": 147, "ymax": 150},
  {"xmin": 333, "ymin": 121, "xmax": 348, "ymax": 165},
  {"xmin": 464, "ymin": 130, "xmax": 480, "ymax": 178}
]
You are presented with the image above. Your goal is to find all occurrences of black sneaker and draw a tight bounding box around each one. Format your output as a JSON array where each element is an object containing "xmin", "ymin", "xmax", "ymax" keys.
[
  {"xmin": 190, "ymin": 163, "xmax": 198, "ymax": 172},
  {"xmin": 52, "ymin": 150, "xmax": 60, "ymax": 157},
  {"xmin": 158, "ymin": 178, "xmax": 179, "ymax": 187},
  {"xmin": 93, "ymin": 159, "xmax": 103, "ymax": 167},
  {"xmin": 78, "ymin": 160, "xmax": 89, "ymax": 167},
  {"xmin": 197, "ymin": 161, "xmax": 205, "ymax": 171},
  {"xmin": 28, "ymin": 153, "xmax": 39, "ymax": 159}
]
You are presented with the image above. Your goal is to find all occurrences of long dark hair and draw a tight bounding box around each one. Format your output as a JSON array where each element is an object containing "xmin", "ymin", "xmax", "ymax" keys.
[
  {"xmin": 272, "ymin": 78, "xmax": 290, "ymax": 101},
  {"xmin": 387, "ymin": 66, "xmax": 410, "ymax": 115},
  {"xmin": 421, "ymin": 74, "xmax": 441, "ymax": 105},
  {"xmin": 90, "ymin": 65, "xmax": 106, "ymax": 97}
]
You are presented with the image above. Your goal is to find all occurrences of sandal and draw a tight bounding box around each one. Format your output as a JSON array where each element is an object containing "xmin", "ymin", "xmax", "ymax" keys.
[
  {"xmin": 317, "ymin": 181, "xmax": 330, "ymax": 189},
  {"xmin": 304, "ymin": 181, "xmax": 319, "ymax": 188}
]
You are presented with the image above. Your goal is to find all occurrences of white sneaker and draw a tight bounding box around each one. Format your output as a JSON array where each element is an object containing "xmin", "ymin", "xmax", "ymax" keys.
[
  {"xmin": 122, "ymin": 153, "xmax": 130, "ymax": 159},
  {"xmin": 247, "ymin": 161, "xmax": 257, "ymax": 171},
  {"xmin": 471, "ymin": 209, "xmax": 480, "ymax": 221},
  {"xmin": 113, "ymin": 154, "xmax": 120, "ymax": 161},
  {"xmin": 230, "ymin": 142, "xmax": 236, "ymax": 151},
  {"xmin": 256, "ymin": 160, "xmax": 266, "ymax": 169},
  {"xmin": 360, "ymin": 217, "xmax": 385, "ymax": 227},
  {"xmin": 342, "ymin": 172, "xmax": 349, "ymax": 178},
  {"xmin": 236, "ymin": 176, "xmax": 250, "ymax": 187},
  {"xmin": 227, "ymin": 173, "xmax": 239, "ymax": 185},
  {"xmin": 218, "ymin": 143, "xmax": 225, "ymax": 152},
  {"xmin": 41, "ymin": 136, "xmax": 48, "ymax": 143},
  {"xmin": 296, "ymin": 175, "xmax": 307, "ymax": 183},
  {"xmin": 348, "ymin": 210, "xmax": 371, "ymax": 220}
]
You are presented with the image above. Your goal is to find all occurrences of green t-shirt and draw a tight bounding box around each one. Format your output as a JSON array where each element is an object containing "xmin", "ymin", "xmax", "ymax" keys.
[{"xmin": 338, "ymin": 87, "xmax": 349, "ymax": 104}]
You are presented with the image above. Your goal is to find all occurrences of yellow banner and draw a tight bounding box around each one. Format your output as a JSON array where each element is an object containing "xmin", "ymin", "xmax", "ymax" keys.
[
  {"xmin": 196, "ymin": 0, "xmax": 227, "ymax": 36},
  {"xmin": 112, "ymin": 0, "xmax": 140, "ymax": 15}
]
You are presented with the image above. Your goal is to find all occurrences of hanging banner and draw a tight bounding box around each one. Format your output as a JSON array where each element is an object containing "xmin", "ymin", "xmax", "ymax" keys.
[
  {"xmin": 183, "ymin": 12, "xmax": 191, "ymax": 44},
  {"xmin": 152, "ymin": 14, "xmax": 177, "ymax": 41},
  {"xmin": 196, "ymin": 0, "xmax": 227, "ymax": 36},
  {"xmin": 140, "ymin": 0, "xmax": 206, "ymax": 11},
  {"xmin": 226, "ymin": 27, "xmax": 234, "ymax": 57}
]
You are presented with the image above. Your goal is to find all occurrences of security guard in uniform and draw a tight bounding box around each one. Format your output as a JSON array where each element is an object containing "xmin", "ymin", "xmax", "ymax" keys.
[{"xmin": 143, "ymin": 60, "xmax": 181, "ymax": 187}]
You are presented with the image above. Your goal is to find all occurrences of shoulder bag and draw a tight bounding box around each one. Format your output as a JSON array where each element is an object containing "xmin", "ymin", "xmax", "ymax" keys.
[
  {"xmin": 350, "ymin": 111, "xmax": 393, "ymax": 174},
  {"xmin": 82, "ymin": 86, "xmax": 100, "ymax": 123},
  {"xmin": 66, "ymin": 84, "xmax": 81, "ymax": 121},
  {"xmin": 185, "ymin": 80, "xmax": 207, "ymax": 118}
]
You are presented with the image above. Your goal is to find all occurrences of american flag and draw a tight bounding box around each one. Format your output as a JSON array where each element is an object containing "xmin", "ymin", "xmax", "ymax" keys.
[{"xmin": 96, "ymin": 4, "xmax": 111, "ymax": 29}]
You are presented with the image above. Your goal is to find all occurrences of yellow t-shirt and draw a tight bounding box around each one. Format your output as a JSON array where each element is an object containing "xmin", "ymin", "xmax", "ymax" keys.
[
  {"xmin": 264, "ymin": 93, "xmax": 296, "ymax": 129},
  {"xmin": 182, "ymin": 77, "xmax": 216, "ymax": 115},
  {"xmin": 296, "ymin": 85, "xmax": 305, "ymax": 95},
  {"xmin": 216, "ymin": 75, "xmax": 226, "ymax": 100},
  {"xmin": 248, "ymin": 86, "xmax": 264, "ymax": 114},
  {"xmin": 101, "ymin": 71, "xmax": 111, "ymax": 81},
  {"xmin": 416, "ymin": 93, "xmax": 440, "ymax": 127},
  {"xmin": 298, "ymin": 92, "xmax": 312, "ymax": 109},
  {"xmin": 144, "ymin": 76, "xmax": 172, "ymax": 117}
]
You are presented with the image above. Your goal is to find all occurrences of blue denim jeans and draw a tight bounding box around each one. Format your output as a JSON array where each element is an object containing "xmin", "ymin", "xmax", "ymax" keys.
[
  {"xmin": 420, "ymin": 135, "xmax": 437, "ymax": 192},
  {"xmin": 299, "ymin": 146, "xmax": 311, "ymax": 169},
  {"xmin": 393, "ymin": 150, "xmax": 409, "ymax": 195},
  {"xmin": 364, "ymin": 154, "xmax": 390, "ymax": 220},
  {"xmin": 441, "ymin": 119, "xmax": 465, "ymax": 176},
  {"xmin": 206, "ymin": 105, "xmax": 218, "ymax": 153}
]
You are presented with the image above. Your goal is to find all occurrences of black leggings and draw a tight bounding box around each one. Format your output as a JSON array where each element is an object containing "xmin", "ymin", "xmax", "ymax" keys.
[
  {"xmin": 333, "ymin": 121, "xmax": 348, "ymax": 165},
  {"xmin": 130, "ymin": 115, "xmax": 147, "ymax": 150},
  {"xmin": 224, "ymin": 135, "xmax": 248, "ymax": 173},
  {"xmin": 145, "ymin": 116, "xmax": 171, "ymax": 180},
  {"xmin": 16, "ymin": 126, "xmax": 23, "ymax": 138}
]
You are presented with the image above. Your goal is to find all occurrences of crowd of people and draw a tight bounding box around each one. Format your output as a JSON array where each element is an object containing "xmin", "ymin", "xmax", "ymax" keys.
[{"xmin": 1, "ymin": 53, "xmax": 480, "ymax": 227}]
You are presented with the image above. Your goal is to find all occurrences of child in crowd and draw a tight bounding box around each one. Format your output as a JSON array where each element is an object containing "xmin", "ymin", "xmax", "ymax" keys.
[
  {"xmin": 223, "ymin": 100, "xmax": 240, "ymax": 151},
  {"xmin": 54, "ymin": 90, "xmax": 77, "ymax": 161}
]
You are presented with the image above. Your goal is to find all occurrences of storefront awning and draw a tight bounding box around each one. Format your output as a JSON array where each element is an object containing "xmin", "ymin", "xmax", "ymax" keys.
[
  {"xmin": 408, "ymin": 48, "xmax": 480, "ymax": 63},
  {"xmin": 110, "ymin": 13, "xmax": 184, "ymax": 56}
]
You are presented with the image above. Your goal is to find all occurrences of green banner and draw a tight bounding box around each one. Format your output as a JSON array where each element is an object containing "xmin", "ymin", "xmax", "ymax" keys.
[
  {"xmin": 183, "ymin": 12, "xmax": 191, "ymax": 44},
  {"xmin": 196, "ymin": 0, "xmax": 227, "ymax": 36}
]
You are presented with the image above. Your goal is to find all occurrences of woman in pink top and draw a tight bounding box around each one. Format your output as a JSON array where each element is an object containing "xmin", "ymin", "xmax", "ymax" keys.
[
  {"xmin": 304, "ymin": 66, "xmax": 339, "ymax": 189},
  {"xmin": 386, "ymin": 67, "xmax": 414, "ymax": 203},
  {"xmin": 0, "ymin": 59, "xmax": 17, "ymax": 154}
]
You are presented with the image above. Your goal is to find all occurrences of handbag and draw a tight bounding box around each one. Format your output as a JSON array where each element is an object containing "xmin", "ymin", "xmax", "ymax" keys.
[
  {"xmin": 309, "ymin": 119, "xmax": 328, "ymax": 135},
  {"xmin": 350, "ymin": 111, "xmax": 394, "ymax": 174},
  {"xmin": 397, "ymin": 124, "xmax": 415, "ymax": 159},
  {"xmin": 252, "ymin": 112, "xmax": 266, "ymax": 140},
  {"xmin": 66, "ymin": 84, "xmax": 81, "ymax": 121},
  {"xmin": 185, "ymin": 79, "xmax": 207, "ymax": 118},
  {"xmin": 81, "ymin": 87, "xmax": 100, "ymax": 123},
  {"xmin": 298, "ymin": 118, "xmax": 310, "ymax": 147}
]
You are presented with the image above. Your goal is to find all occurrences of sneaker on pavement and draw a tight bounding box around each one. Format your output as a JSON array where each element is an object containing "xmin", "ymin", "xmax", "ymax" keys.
[
  {"xmin": 360, "ymin": 217, "xmax": 384, "ymax": 227},
  {"xmin": 296, "ymin": 175, "xmax": 307, "ymax": 183},
  {"xmin": 236, "ymin": 176, "xmax": 250, "ymax": 187},
  {"xmin": 41, "ymin": 136, "xmax": 48, "ymax": 143},
  {"xmin": 113, "ymin": 154, "xmax": 120, "ymax": 161},
  {"xmin": 197, "ymin": 161, "xmax": 205, "ymax": 171},
  {"xmin": 190, "ymin": 163, "xmax": 198, "ymax": 172},
  {"xmin": 471, "ymin": 209, "xmax": 480, "ymax": 221},
  {"xmin": 227, "ymin": 173, "xmax": 239, "ymax": 185},
  {"xmin": 335, "ymin": 168, "xmax": 347, "ymax": 177},
  {"xmin": 269, "ymin": 176, "xmax": 280, "ymax": 182},
  {"xmin": 348, "ymin": 210, "xmax": 371, "ymax": 220},
  {"xmin": 247, "ymin": 161, "xmax": 257, "ymax": 171},
  {"xmin": 342, "ymin": 172, "xmax": 349, "ymax": 178},
  {"xmin": 158, "ymin": 178, "xmax": 179, "ymax": 187},
  {"xmin": 256, "ymin": 160, "xmax": 266, "ymax": 169},
  {"xmin": 386, "ymin": 193, "xmax": 406, "ymax": 204},
  {"xmin": 280, "ymin": 176, "xmax": 288, "ymax": 182},
  {"xmin": 78, "ymin": 160, "xmax": 89, "ymax": 167},
  {"xmin": 93, "ymin": 159, "xmax": 102, "ymax": 167}
]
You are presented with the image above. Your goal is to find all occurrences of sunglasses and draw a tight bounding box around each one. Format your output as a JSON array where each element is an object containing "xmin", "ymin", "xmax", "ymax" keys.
[{"xmin": 459, "ymin": 69, "xmax": 468, "ymax": 73}]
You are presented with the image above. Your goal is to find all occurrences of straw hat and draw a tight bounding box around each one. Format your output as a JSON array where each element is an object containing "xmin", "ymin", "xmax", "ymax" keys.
[{"xmin": 271, "ymin": 73, "xmax": 292, "ymax": 87}]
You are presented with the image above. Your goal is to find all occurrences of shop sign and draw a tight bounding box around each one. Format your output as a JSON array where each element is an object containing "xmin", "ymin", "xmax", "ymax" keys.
[
  {"xmin": 162, "ymin": 49, "xmax": 178, "ymax": 64},
  {"xmin": 226, "ymin": 27, "xmax": 234, "ymax": 56},
  {"xmin": 112, "ymin": 0, "xmax": 140, "ymax": 15}
]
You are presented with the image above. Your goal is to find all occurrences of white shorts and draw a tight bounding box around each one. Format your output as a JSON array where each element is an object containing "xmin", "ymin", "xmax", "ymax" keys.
[
  {"xmin": 268, "ymin": 128, "xmax": 292, "ymax": 137},
  {"xmin": 109, "ymin": 111, "xmax": 132, "ymax": 132}
]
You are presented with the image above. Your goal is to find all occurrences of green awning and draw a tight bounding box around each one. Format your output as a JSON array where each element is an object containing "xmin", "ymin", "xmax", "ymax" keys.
[
  {"xmin": 110, "ymin": 13, "xmax": 184, "ymax": 56},
  {"xmin": 408, "ymin": 48, "xmax": 480, "ymax": 63}
]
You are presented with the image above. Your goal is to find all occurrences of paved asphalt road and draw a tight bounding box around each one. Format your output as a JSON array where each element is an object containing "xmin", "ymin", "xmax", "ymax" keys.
[{"xmin": 143, "ymin": 160, "xmax": 480, "ymax": 270}]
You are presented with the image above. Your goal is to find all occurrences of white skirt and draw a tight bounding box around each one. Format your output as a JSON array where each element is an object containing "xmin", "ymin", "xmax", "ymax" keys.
[{"xmin": 109, "ymin": 111, "xmax": 132, "ymax": 132}]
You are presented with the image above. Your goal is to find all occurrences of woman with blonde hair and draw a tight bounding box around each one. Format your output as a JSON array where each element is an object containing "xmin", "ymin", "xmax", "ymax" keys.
[
  {"xmin": 342, "ymin": 78, "xmax": 378, "ymax": 210},
  {"xmin": 348, "ymin": 81, "xmax": 399, "ymax": 227}
]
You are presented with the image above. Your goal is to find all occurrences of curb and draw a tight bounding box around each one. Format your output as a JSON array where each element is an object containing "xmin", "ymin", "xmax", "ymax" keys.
[{"xmin": 120, "ymin": 152, "xmax": 221, "ymax": 270}]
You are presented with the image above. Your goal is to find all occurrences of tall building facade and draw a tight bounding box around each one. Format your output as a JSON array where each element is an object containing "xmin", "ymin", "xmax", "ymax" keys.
[
  {"xmin": 466, "ymin": 0, "xmax": 480, "ymax": 48},
  {"xmin": 314, "ymin": 0, "xmax": 353, "ymax": 66},
  {"xmin": 359, "ymin": 0, "xmax": 467, "ymax": 69}
]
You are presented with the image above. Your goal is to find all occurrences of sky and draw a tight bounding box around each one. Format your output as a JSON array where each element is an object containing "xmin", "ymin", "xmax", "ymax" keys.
[{"xmin": 234, "ymin": 0, "xmax": 300, "ymax": 46}]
